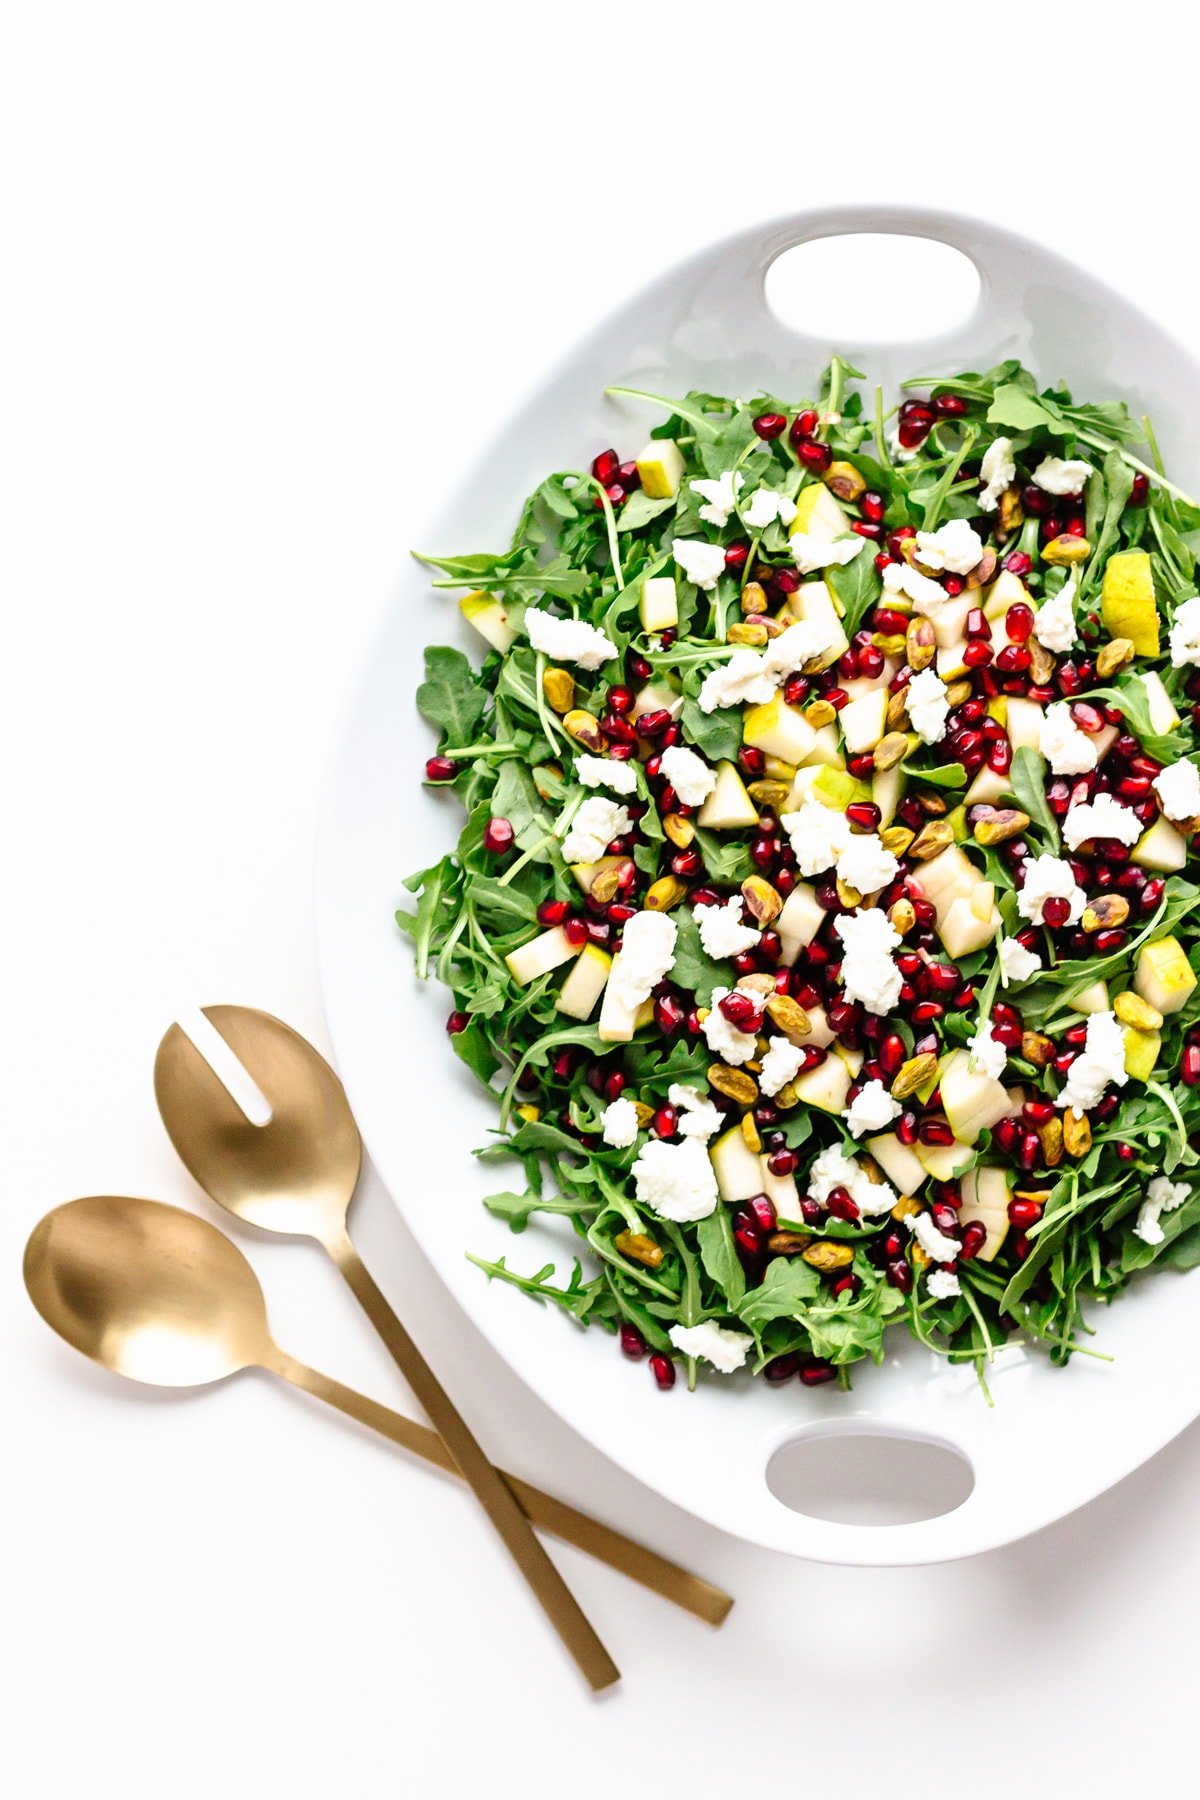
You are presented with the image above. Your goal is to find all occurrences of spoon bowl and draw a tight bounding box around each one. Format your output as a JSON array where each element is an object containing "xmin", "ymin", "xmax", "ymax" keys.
[{"xmin": 24, "ymin": 1195, "xmax": 271, "ymax": 1387}]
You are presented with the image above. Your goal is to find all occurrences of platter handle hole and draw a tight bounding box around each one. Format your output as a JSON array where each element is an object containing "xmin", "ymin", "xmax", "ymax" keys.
[
  {"xmin": 763, "ymin": 232, "xmax": 982, "ymax": 345},
  {"xmin": 765, "ymin": 1427, "xmax": 974, "ymax": 1526}
]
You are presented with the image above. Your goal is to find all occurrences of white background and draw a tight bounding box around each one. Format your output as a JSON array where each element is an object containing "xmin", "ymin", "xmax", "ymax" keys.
[{"xmin": 4, "ymin": 4, "xmax": 1198, "ymax": 1794}]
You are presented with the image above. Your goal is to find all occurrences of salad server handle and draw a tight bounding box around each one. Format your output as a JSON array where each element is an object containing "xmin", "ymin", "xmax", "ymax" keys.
[{"xmin": 320, "ymin": 1228, "xmax": 620, "ymax": 1690}]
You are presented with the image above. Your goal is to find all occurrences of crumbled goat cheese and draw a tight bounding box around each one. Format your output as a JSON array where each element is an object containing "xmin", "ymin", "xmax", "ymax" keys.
[
  {"xmin": 1039, "ymin": 700, "xmax": 1099, "ymax": 775},
  {"xmin": 1016, "ymin": 854, "xmax": 1087, "ymax": 928},
  {"xmin": 1134, "ymin": 1176, "xmax": 1192, "ymax": 1246},
  {"xmin": 561, "ymin": 796, "xmax": 632, "ymax": 863},
  {"xmin": 658, "ymin": 744, "xmax": 716, "ymax": 807},
  {"xmin": 790, "ymin": 533, "xmax": 867, "ymax": 575},
  {"xmin": 1062, "ymin": 792, "xmax": 1142, "ymax": 850},
  {"xmin": 673, "ymin": 538, "xmax": 728, "ymax": 592},
  {"xmin": 608, "ymin": 909, "xmax": 677, "ymax": 1011},
  {"xmin": 694, "ymin": 897, "xmax": 761, "ymax": 960},
  {"xmin": 574, "ymin": 753, "xmax": 638, "ymax": 795},
  {"xmin": 1154, "ymin": 759, "xmax": 1200, "ymax": 822},
  {"xmin": 926, "ymin": 1268, "xmax": 962, "ymax": 1301},
  {"xmin": 668, "ymin": 1084, "xmax": 725, "ymax": 1141},
  {"xmin": 906, "ymin": 1211, "xmax": 960, "ymax": 1263},
  {"xmin": 702, "ymin": 987, "xmax": 761, "ymax": 1065},
  {"xmin": 809, "ymin": 1145, "xmax": 897, "ymax": 1217},
  {"xmin": 978, "ymin": 437, "xmax": 1015, "ymax": 511},
  {"xmin": 758, "ymin": 1036, "xmax": 807, "ymax": 1098},
  {"xmin": 741, "ymin": 485, "xmax": 798, "ymax": 530},
  {"xmin": 914, "ymin": 518, "xmax": 985, "ymax": 574},
  {"xmin": 780, "ymin": 800, "xmax": 853, "ymax": 877},
  {"xmin": 883, "ymin": 560, "xmax": 949, "ymax": 611},
  {"xmin": 967, "ymin": 1021, "xmax": 1007, "ymax": 1080},
  {"xmin": 691, "ymin": 470, "xmax": 744, "ymax": 527},
  {"xmin": 845, "ymin": 1079, "xmax": 902, "ymax": 1139},
  {"xmin": 1169, "ymin": 596, "xmax": 1200, "ymax": 668},
  {"xmin": 905, "ymin": 666, "xmax": 951, "ymax": 744},
  {"xmin": 1033, "ymin": 455, "xmax": 1093, "ymax": 496},
  {"xmin": 697, "ymin": 647, "xmax": 776, "ymax": 712},
  {"xmin": 600, "ymin": 1096, "xmax": 640, "ymax": 1148},
  {"xmin": 1034, "ymin": 576, "xmax": 1077, "ymax": 653},
  {"xmin": 836, "ymin": 833, "xmax": 900, "ymax": 896},
  {"xmin": 668, "ymin": 1319, "xmax": 753, "ymax": 1372},
  {"xmin": 762, "ymin": 617, "xmax": 839, "ymax": 677},
  {"xmin": 1056, "ymin": 1009, "xmax": 1129, "ymax": 1118},
  {"xmin": 834, "ymin": 907, "xmax": 903, "ymax": 1015},
  {"xmin": 1000, "ymin": 936, "xmax": 1043, "ymax": 983},
  {"xmin": 632, "ymin": 1138, "xmax": 718, "ymax": 1223},
  {"xmin": 524, "ymin": 605, "xmax": 617, "ymax": 670}
]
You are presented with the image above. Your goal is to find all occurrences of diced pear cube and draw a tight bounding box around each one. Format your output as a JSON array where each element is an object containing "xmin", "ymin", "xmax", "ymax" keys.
[
  {"xmin": 636, "ymin": 439, "xmax": 686, "ymax": 499},
  {"xmin": 939, "ymin": 895, "xmax": 1001, "ymax": 958},
  {"xmin": 1134, "ymin": 936, "xmax": 1197, "ymax": 1016},
  {"xmin": 710, "ymin": 1125, "xmax": 767, "ymax": 1203},
  {"xmin": 504, "ymin": 926, "xmax": 580, "ymax": 986},
  {"xmin": 639, "ymin": 575, "xmax": 679, "ymax": 633},
  {"xmin": 1101, "ymin": 549, "xmax": 1159, "ymax": 655},
  {"xmin": 1123, "ymin": 1026, "xmax": 1162, "ymax": 1082},
  {"xmin": 1133, "ymin": 816, "xmax": 1188, "ymax": 872},
  {"xmin": 790, "ymin": 1054, "xmax": 851, "ymax": 1114},
  {"xmin": 742, "ymin": 695, "xmax": 816, "ymax": 764},
  {"xmin": 959, "ymin": 1166, "xmax": 1010, "ymax": 1261},
  {"xmin": 839, "ymin": 688, "xmax": 888, "ymax": 754},
  {"xmin": 1071, "ymin": 979, "xmax": 1110, "ymax": 1015},
  {"xmin": 789, "ymin": 482, "xmax": 852, "ymax": 541},
  {"xmin": 939, "ymin": 1048, "xmax": 1011, "ymax": 1144},
  {"xmin": 776, "ymin": 884, "xmax": 824, "ymax": 965},
  {"xmin": 696, "ymin": 760, "xmax": 758, "ymax": 830},
  {"xmin": 866, "ymin": 1131, "xmax": 927, "ymax": 1196},
  {"xmin": 783, "ymin": 578, "xmax": 849, "ymax": 664},
  {"xmin": 460, "ymin": 590, "xmax": 517, "ymax": 653},
  {"xmin": 1139, "ymin": 670, "xmax": 1180, "ymax": 734},
  {"xmin": 631, "ymin": 679, "xmax": 684, "ymax": 721},
  {"xmin": 555, "ymin": 944, "xmax": 612, "ymax": 1020},
  {"xmin": 1004, "ymin": 697, "xmax": 1045, "ymax": 754}
]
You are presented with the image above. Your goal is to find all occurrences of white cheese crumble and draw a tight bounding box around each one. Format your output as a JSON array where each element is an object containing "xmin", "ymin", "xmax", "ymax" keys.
[
  {"xmin": 808, "ymin": 1145, "xmax": 897, "ymax": 1217},
  {"xmin": 690, "ymin": 469, "xmax": 744, "ymax": 527},
  {"xmin": 600, "ymin": 1096, "xmax": 640, "ymax": 1148},
  {"xmin": 561, "ymin": 796, "xmax": 632, "ymax": 863},
  {"xmin": 758, "ymin": 1036, "xmax": 807, "ymax": 1098},
  {"xmin": 608, "ymin": 909, "xmax": 677, "ymax": 1011},
  {"xmin": 1032, "ymin": 455, "xmax": 1093, "ymax": 495},
  {"xmin": 1034, "ymin": 576, "xmax": 1077, "ymax": 653},
  {"xmin": 673, "ymin": 538, "xmax": 728, "ymax": 591},
  {"xmin": 914, "ymin": 518, "xmax": 984, "ymax": 574},
  {"xmin": 967, "ymin": 1021, "xmax": 1007, "ymax": 1080},
  {"xmin": 836, "ymin": 833, "xmax": 899, "ymax": 896},
  {"xmin": 905, "ymin": 666, "xmax": 951, "ymax": 744},
  {"xmin": 697, "ymin": 647, "xmax": 776, "ymax": 713},
  {"xmin": 1039, "ymin": 700, "xmax": 1099, "ymax": 775},
  {"xmin": 574, "ymin": 753, "xmax": 638, "ymax": 795},
  {"xmin": 1154, "ymin": 759, "xmax": 1200, "ymax": 822},
  {"xmin": 790, "ymin": 532, "xmax": 867, "ymax": 575},
  {"xmin": 834, "ymin": 907, "xmax": 903, "ymax": 1015},
  {"xmin": 906, "ymin": 1211, "xmax": 959, "ymax": 1263},
  {"xmin": 632, "ymin": 1137, "xmax": 718, "ymax": 1223},
  {"xmin": 978, "ymin": 436, "xmax": 1015, "ymax": 511},
  {"xmin": 1062, "ymin": 792, "xmax": 1142, "ymax": 850},
  {"xmin": 668, "ymin": 1084, "xmax": 725, "ymax": 1141},
  {"xmin": 780, "ymin": 800, "xmax": 853, "ymax": 877},
  {"xmin": 1169, "ymin": 596, "xmax": 1200, "ymax": 668},
  {"xmin": 1016, "ymin": 854, "xmax": 1087, "ymax": 928},
  {"xmin": 741, "ymin": 485, "xmax": 798, "ymax": 530},
  {"xmin": 702, "ymin": 987, "xmax": 760, "ymax": 1065},
  {"xmin": 1000, "ymin": 936, "xmax": 1043, "ymax": 984},
  {"xmin": 668, "ymin": 1318, "xmax": 753, "ymax": 1372},
  {"xmin": 1134, "ymin": 1176, "xmax": 1191, "ymax": 1245},
  {"xmin": 762, "ymin": 617, "xmax": 839, "ymax": 677},
  {"xmin": 658, "ymin": 744, "xmax": 716, "ymax": 806},
  {"xmin": 693, "ymin": 897, "xmax": 761, "ymax": 960},
  {"xmin": 524, "ymin": 605, "xmax": 617, "ymax": 670},
  {"xmin": 1056, "ymin": 1009, "xmax": 1129, "ymax": 1118},
  {"xmin": 882, "ymin": 559, "xmax": 949, "ymax": 611},
  {"xmin": 845, "ymin": 1078, "xmax": 902, "ymax": 1139},
  {"xmin": 926, "ymin": 1268, "xmax": 962, "ymax": 1301}
]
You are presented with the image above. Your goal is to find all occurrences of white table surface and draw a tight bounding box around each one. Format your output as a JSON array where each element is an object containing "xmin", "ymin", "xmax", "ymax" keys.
[{"xmin": 5, "ymin": 6, "xmax": 1199, "ymax": 1794}]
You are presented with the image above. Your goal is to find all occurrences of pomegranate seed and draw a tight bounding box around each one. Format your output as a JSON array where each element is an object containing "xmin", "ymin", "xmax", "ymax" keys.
[
  {"xmin": 994, "ymin": 1118, "xmax": 1021, "ymax": 1155},
  {"xmin": 774, "ymin": 568, "xmax": 801, "ymax": 594},
  {"xmin": 919, "ymin": 1116, "xmax": 954, "ymax": 1147},
  {"xmin": 911, "ymin": 1000, "xmax": 944, "ymax": 1026},
  {"xmin": 764, "ymin": 1353, "xmax": 799, "ymax": 1383},
  {"xmin": 897, "ymin": 1110, "xmax": 919, "ymax": 1147},
  {"xmin": 958, "ymin": 1220, "xmax": 988, "ymax": 1262},
  {"xmin": 724, "ymin": 541, "xmax": 749, "ymax": 572},
  {"xmin": 719, "ymin": 990, "xmax": 762, "ymax": 1030},
  {"xmin": 670, "ymin": 848, "xmax": 702, "ymax": 878},
  {"xmin": 931, "ymin": 1203, "xmax": 960, "ymax": 1237},
  {"xmin": 1115, "ymin": 1141, "xmax": 1136, "ymax": 1162},
  {"xmin": 483, "ymin": 817, "xmax": 514, "ymax": 855},
  {"xmin": 620, "ymin": 1322, "xmax": 647, "ymax": 1359},
  {"xmin": 606, "ymin": 684, "xmax": 633, "ymax": 716},
  {"xmin": 827, "ymin": 1190, "xmax": 861, "ymax": 1223},
  {"xmin": 1070, "ymin": 701, "xmax": 1104, "ymax": 734},
  {"xmin": 963, "ymin": 606, "xmax": 988, "ymax": 639},
  {"xmin": 925, "ymin": 961, "xmax": 961, "ymax": 995},
  {"xmin": 1003, "ymin": 551, "xmax": 1033, "ymax": 577},
  {"xmin": 537, "ymin": 899, "xmax": 569, "ymax": 927},
  {"xmin": 935, "ymin": 393, "xmax": 968, "ymax": 416},
  {"xmin": 1182, "ymin": 1045, "xmax": 1200, "ymax": 1086},
  {"xmin": 618, "ymin": 461, "xmax": 640, "ymax": 490},
  {"xmin": 1141, "ymin": 877, "xmax": 1166, "ymax": 913},
  {"xmin": 1008, "ymin": 1198, "xmax": 1043, "ymax": 1227},
  {"xmin": 847, "ymin": 753, "xmax": 876, "ymax": 777},
  {"xmin": 651, "ymin": 1105, "xmax": 678, "ymax": 1140},
  {"xmin": 563, "ymin": 916, "xmax": 590, "ymax": 949},
  {"xmin": 963, "ymin": 639, "xmax": 994, "ymax": 668},
  {"xmin": 753, "ymin": 411, "xmax": 787, "ymax": 440},
  {"xmin": 1042, "ymin": 895, "xmax": 1071, "ymax": 929},
  {"xmin": 1018, "ymin": 1130, "xmax": 1041, "ymax": 1172},
  {"xmin": 799, "ymin": 1360, "xmax": 837, "ymax": 1387},
  {"xmin": 1023, "ymin": 1099, "xmax": 1055, "ymax": 1126},
  {"xmin": 830, "ymin": 1272, "xmax": 860, "ymax": 1297},
  {"xmin": 425, "ymin": 754, "xmax": 458, "ymax": 781},
  {"xmin": 798, "ymin": 440, "xmax": 833, "ymax": 472},
  {"xmin": 861, "ymin": 490, "xmax": 886, "ymax": 524},
  {"xmin": 886, "ymin": 1258, "xmax": 914, "ymax": 1293},
  {"xmin": 446, "ymin": 1010, "xmax": 468, "ymax": 1035},
  {"xmin": 877, "ymin": 1034, "xmax": 905, "ymax": 1077},
  {"xmin": 844, "ymin": 800, "xmax": 882, "ymax": 831},
  {"xmin": 749, "ymin": 1195, "xmax": 778, "ymax": 1234},
  {"xmin": 649, "ymin": 1353, "xmax": 676, "ymax": 1390},
  {"xmin": 789, "ymin": 409, "xmax": 820, "ymax": 444},
  {"xmin": 654, "ymin": 993, "xmax": 686, "ymax": 1036},
  {"xmin": 1128, "ymin": 470, "xmax": 1150, "ymax": 505},
  {"xmin": 995, "ymin": 644, "xmax": 1031, "ymax": 674},
  {"xmin": 591, "ymin": 448, "xmax": 619, "ymax": 485}
]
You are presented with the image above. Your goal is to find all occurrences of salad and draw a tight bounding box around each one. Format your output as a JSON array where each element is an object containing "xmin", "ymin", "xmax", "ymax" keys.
[{"xmin": 401, "ymin": 358, "xmax": 1200, "ymax": 1397}]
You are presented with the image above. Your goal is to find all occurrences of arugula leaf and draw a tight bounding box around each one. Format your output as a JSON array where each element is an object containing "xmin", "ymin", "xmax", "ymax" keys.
[
  {"xmin": 417, "ymin": 647, "xmax": 487, "ymax": 745},
  {"xmin": 693, "ymin": 826, "xmax": 753, "ymax": 886},
  {"xmin": 491, "ymin": 761, "xmax": 557, "ymax": 862},
  {"xmin": 826, "ymin": 547, "xmax": 882, "ymax": 637},
  {"xmin": 903, "ymin": 760, "xmax": 967, "ymax": 789},
  {"xmin": 669, "ymin": 906, "xmax": 727, "ymax": 1008},
  {"xmin": 697, "ymin": 1208, "xmax": 746, "ymax": 1309},
  {"xmin": 681, "ymin": 697, "xmax": 742, "ymax": 762},
  {"xmin": 1004, "ymin": 746, "xmax": 1060, "ymax": 851},
  {"xmin": 737, "ymin": 1256, "xmax": 822, "ymax": 1328},
  {"xmin": 986, "ymin": 383, "xmax": 1064, "ymax": 434}
]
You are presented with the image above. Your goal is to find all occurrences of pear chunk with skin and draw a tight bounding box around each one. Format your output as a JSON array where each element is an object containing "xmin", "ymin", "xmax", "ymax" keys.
[
  {"xmin": 742, "ymin": 695, "xmax": 817, "ymax": 765},
  {"xmin": 759, "ymin": 1156, "xmax": 803, "ymax": 1222},
  {"xmin": 696, "ymin": 760, "xmax": 758, "ymax": 830},
  {"xmin": 1134, "ymin": 936, "xmax": 1197, "ymax": 1016},
  {"xmin": 782, "ymin": 578, "xmax": 850, "ymax": 665},
  {"xmin": 959, "ymin": 1166, "xmax": 1010, "ymax": 1262},
  {"xmin": 939, "ymin": 1048, "xmax": 1011, "ymax": 1144},
  {"xmin": 460, "ymin": 590, "xmax": 517, "ymax": 653},
  {"xmin": 1123, "ymin": 1025, "xmax": 1162, "ymax": 1082},
  {"xmin": 939, "ymin": 894, "xmax": 1001, "ymax": 958},
  {"xmin": 631, "ymin": 679, "xmax": 684, "ymax": 721},
  {"xmin": 555, "ymin": 944, "xmax": 612, "ymax": 1020},
  {"xmin": 790, "ymin": 482, "xmax": 853, "ymax": 541},
  {"xmin": 639, "ymin": 575, "xmax": 678, "ymax": 633},
  {"xmin": 1132, "ymin": 816, "xmax": 1188, "ymax": 872},
  {"xmin": 799, "ymin": 721, "xmax": 847, "ymax": 771},
  {"xmin": 1138, "ymin": 669, "xmax": 1180, "ymax": 734},
  {"xmin": 710, "ymin": 1125, "xmax": 768, "ymax": 1203},
  {"xmin": 504, "ymin": 925, "xmax": 580, "ymax": 986},
  {"xmin": 915, "ymin": 1138, "xmax": 975, "ymax": 1181},
  {"xmin": 790, "ymin": 1053, "xmax": 851, "ymax": 1114},
  {"xmin": 635, "ymin": 439, "xmax": 685, "ymax": 499},
  {"xmin": 1070, "ymin": 979, "xmax": 1110, "ymax": 1015},
  {"xmin": 1004, "ymin": 697, "xmax": 1045, "ymax": 755},
  {"xmin": 1101, "ymin": 548, "xmax": 1159, "ymax": 655},
  {"xmin": 775, "ymin": 883, "xmax": 825, "ymax": 965},
  {"xmin": 839, "ymin": 688, "xmax": 888, "ymax": 754},
  {"xmin": 866, "ymin": 1131, "xmax": 927, "ymax": 1196}
]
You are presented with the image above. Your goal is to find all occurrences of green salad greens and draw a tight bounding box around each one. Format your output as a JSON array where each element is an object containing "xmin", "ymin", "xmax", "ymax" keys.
[{"xmin": 400, "ymin": 358, "xmax": 1200, "ymax": 1398}]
